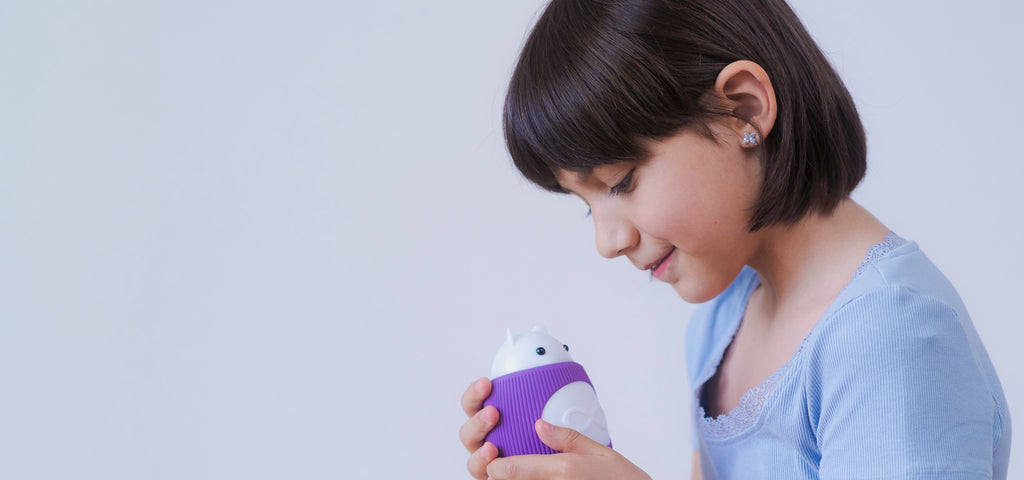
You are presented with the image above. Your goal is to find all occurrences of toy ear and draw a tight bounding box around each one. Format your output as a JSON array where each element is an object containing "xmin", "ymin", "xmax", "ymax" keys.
[
  {"xmin": 530, "ymin": 325, "xmax": 548, "ymax": 335},
  {"xmin": 505, "ymin": 328, "xmax": 515, "ymax": 347}
]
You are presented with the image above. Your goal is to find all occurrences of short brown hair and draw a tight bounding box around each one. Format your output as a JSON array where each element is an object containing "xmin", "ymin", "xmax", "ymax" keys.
[{"xmin": 503, "ymin": 0, "xmax": 866, "ymax": 231}]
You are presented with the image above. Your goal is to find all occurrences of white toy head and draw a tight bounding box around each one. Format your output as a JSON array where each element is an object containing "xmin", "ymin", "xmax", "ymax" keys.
[{"xmin": 490, "ymin": 326, "xmax": 574, "ymax": 378}]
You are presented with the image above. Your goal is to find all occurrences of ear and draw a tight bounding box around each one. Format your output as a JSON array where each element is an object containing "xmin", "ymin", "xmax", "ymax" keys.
[{"xmin": 713, "ymin": 60, "xmax": 777, "ymax": 140}]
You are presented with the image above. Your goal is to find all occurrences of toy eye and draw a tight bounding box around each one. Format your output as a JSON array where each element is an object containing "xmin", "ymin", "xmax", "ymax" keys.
[
  {"xmin": 563, "ymin": 344, "xmax": 569, "ymax": 352},
  {"xmin": 536, "ymin": 347, "xmax": 546, "ymax": 355}
]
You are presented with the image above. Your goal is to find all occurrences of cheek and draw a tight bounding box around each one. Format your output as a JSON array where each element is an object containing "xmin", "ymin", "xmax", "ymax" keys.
[
  {"xmin": 633, "ymin": 191, "xmax": 691, "ymax": 239},
  {"xmin": 633, "ymin": 179, "xmax": 713, "ymax": 242}
]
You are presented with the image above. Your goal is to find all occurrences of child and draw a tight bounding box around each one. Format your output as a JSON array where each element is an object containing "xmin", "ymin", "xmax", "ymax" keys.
[{"xmin": 459, "ymin": 0, "xmax": 1011, "ymax": 478}]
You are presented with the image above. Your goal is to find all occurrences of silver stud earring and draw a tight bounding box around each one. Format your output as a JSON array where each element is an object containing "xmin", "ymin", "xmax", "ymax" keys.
[{"xmin": 742, "ymin": 132, "xmax": 760, "ymax": 147}]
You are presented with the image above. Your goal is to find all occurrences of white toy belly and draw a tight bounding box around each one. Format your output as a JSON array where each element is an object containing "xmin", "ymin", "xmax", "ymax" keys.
[{"xmin": 540, "ymin": 381, "xmax": 610, "ymax": 446}]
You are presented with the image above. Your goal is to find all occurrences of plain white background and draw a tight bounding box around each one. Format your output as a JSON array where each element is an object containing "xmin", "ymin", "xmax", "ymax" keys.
[{"xmin": 1, "ymin": 1, "xmax": 1021, "ymax": 478}]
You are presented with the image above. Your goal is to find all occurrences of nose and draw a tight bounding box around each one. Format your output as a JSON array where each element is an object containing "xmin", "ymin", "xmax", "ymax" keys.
[{"xmin": 593, "ymin": 208, "xmax": 639, "ymax": 259}]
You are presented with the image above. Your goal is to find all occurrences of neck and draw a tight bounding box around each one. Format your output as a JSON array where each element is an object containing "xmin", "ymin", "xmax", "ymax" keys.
[{"xmin": 746, "ymin": 199, "xmax": 890, "ymax": 322}]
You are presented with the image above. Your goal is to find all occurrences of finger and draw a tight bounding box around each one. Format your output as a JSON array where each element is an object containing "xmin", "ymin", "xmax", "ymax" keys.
[
  {"xmin": 459, "ymin": 405, "xmax": 499, "ymax": 452},
  {"xmin": 462, "ymin": 377, "xmax": 492, "ymax": 417},
  {"xmin": 467, "ymin": 442, "xmax": 498, "ymax": 480},
  {"xmin": 487, "ymin": 454, "xmax": 571, "ymax": 480},
  {"xmin": 535, "ymin": 419, "xmax": 604, "ymax": 455}
]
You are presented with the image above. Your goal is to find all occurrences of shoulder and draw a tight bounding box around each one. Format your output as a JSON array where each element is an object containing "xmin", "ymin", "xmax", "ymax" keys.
[
  {"xmin": 802, "ymin": 239, "xmax": 999, "ymax": 433},
  {"xmin": 806, "ymin": 240, "xmax": 978, "ymax": 381},
  {"xmin": 831, "ymin": 237, "xmax": 968, "ymax": 319},
  {"xmin": 807, "ymin": 282, "xmax": 968, "ymax": 374},
  {"xmin": 808, "ymin": 239, "xmax": 973, "ymax": 364},
  {"xmin": 802, "ymin": 242, "xmax": 1002, "ymax": 476}
]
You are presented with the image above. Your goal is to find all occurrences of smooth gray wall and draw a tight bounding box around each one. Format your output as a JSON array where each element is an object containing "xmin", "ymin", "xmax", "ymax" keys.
[{"xmin": 1, "ymin": 1, "xmax": 1020, "ymax": 478}]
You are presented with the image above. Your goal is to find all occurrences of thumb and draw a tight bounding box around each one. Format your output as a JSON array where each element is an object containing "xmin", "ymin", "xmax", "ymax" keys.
[{"xmin": 535, "ymin": 419, "xmax": 603, "ymax": 454}]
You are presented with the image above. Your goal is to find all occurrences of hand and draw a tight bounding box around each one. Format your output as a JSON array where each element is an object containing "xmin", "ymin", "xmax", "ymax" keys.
[
  {"xmin": 486, "ymin": 419, "xmax": 652, "ymax": 480},
  {"xmin": 459, "ymin": 377, "xmax": 500, "ymax": 480}
]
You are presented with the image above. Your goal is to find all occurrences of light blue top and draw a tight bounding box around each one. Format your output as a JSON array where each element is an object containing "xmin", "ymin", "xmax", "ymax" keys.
[{"xmin": 685, "ymin": 235, "xmax": 1011, "ymax": 479}]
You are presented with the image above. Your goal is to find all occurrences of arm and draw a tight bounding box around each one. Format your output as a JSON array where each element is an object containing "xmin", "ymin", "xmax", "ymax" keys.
[{"xmin": 691, "ymin": 450, "xmax": 701, "ymax": 480}]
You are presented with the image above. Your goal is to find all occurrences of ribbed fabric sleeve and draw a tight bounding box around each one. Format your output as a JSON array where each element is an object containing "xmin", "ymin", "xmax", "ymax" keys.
[{"xmin": 806, "ymin": 286, "xmax": 993, "ymax": 479}]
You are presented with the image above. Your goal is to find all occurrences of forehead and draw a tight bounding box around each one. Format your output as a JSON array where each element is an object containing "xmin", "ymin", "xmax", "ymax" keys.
[
  {"xmin": 555, "ymin": 169, "xmax": 592, "ymax": 184},
  {"xmin": 553, "ymin": 163, "xmax": 635, "ymax": 196},
  {"xmin": 553, "ymin": 168, "xmax": 594, "ymax": 192}
]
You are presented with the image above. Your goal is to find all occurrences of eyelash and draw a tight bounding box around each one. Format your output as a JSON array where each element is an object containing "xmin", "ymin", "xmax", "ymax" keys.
[
  {"xmin": 583, "ymin": 167, "xmax": 636, "ymax": 217},
  {"xmin": 609, "ymin": 169, "xmax": 636, "ymax": 196}
]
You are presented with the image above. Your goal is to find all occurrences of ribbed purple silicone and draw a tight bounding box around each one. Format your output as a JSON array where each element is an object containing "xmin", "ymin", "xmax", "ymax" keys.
[{"xmin": 484, "ymin": 361, "xmax": 606, "ymax": 457}]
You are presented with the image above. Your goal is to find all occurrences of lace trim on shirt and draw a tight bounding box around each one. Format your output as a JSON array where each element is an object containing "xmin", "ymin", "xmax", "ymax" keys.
[
  {"xmin": 854, "ymin": 233, "xmax": 906, "ymax": 278},
  {"xmin": 696, "ymin": 232, "xmax": 907, "ymax": 440},
  {"xmin": 697, "ymin": 341, "xmax": 805, "ymax": 439}
]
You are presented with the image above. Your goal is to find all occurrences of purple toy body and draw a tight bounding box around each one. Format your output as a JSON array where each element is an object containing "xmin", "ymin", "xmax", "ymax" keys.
[{"xmin": 484, "ymin": 361, "xmax": 611, "ymax": 457}]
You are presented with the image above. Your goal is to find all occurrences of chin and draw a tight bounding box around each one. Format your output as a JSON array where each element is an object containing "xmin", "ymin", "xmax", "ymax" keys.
[
  {"xmin": 671, "ymin": 281, "xmax": 721, "ymax": 304},
  {"xmin": 669, "ymin": 269, "xmax": 742, "ymax": 304}
]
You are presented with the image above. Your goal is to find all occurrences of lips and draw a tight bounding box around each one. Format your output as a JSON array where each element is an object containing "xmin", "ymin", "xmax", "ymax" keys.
[{"xmin": 651, "ymin": 248, "xmax": 676, "ymax": 279}]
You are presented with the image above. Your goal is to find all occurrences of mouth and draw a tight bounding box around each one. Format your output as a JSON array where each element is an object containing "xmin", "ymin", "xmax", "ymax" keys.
[{"xmin": 650, "ymin": 248, "xmax": 676, "ymax": 279}]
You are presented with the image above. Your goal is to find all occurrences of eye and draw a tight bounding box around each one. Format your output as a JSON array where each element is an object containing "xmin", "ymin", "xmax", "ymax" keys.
[
  {"xmin": 536, "ymin": 347, "xmax": 546, "ymax": 355},
  {"xmin": 609, "ymin": 168, "xmax": 636, "ymax": 196},
  {"xmin": 563, "ymin": 344, "xmax": 569, "ymax": 352}
]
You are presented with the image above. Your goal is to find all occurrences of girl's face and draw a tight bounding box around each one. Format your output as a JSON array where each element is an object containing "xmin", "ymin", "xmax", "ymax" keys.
[{"xmin": 556, "ymin": 123, "xmax": 765, "ymax": 303}]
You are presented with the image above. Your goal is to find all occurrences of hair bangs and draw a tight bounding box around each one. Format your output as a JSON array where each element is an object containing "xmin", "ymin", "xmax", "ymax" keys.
[{"xmin": 503, "ymin": 0, "xmax": 701, "ymax": 193}]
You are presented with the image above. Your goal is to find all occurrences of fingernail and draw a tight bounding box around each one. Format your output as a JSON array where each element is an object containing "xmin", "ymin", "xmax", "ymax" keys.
[
  {"xmin": 474, "ymin": 378, "xmax": 488, "ymax": 396},
  {"xmin": 537, "ymin": 419, "xmax": 554, "ymax": 433},
  {"xmin": 480, "ymin": 406, "xmax": 497, "ymax": 426},
  {"xmin": 481, "ymin": 442, "xmax": 497, "ymax": 460}
]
